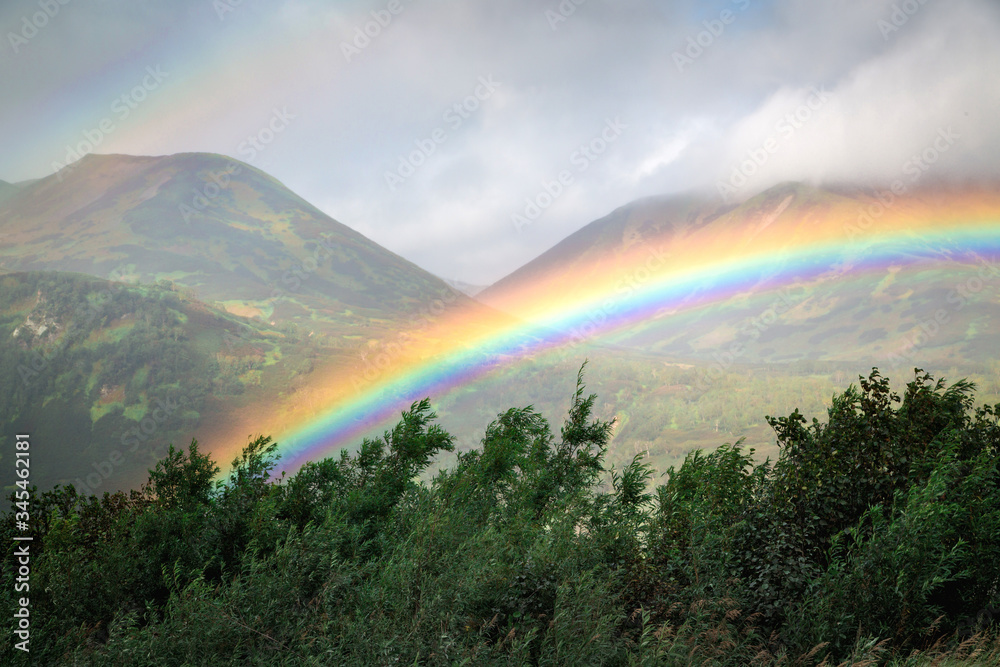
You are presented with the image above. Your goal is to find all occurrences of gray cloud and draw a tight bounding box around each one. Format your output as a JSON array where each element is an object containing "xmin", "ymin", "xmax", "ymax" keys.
[{"xmin": 2, "ymin": 0, "xmax": 998, "ymax": 284}]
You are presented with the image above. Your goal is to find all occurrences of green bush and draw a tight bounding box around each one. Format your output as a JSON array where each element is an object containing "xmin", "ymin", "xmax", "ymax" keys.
[{"xmin": 3, "ymin": 365, "xmax": 999, "ymax": 665}]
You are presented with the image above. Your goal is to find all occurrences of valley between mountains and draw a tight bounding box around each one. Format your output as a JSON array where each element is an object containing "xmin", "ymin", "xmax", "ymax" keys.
[{"xmin": 2, "ymin": 153, "xmax": 999, "ymax": 495}]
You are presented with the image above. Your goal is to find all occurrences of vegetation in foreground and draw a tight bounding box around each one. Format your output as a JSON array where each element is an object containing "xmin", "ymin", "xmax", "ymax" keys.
[{"xmin": 3, "ymin": 366, "xmax": 1000, "ymax": 665}]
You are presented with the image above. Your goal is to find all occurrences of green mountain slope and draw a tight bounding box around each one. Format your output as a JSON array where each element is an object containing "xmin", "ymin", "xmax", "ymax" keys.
[
  {"xmin": 0, "ymin": 153, "xmax": 466, "ymax": 338},
  {"xmin": 480, "ymin": 182, "xmax": 1000, "ymax": 367},
  {"xmin": 0, "ymin": 271, "xmax": 327, "ymax": 498}
]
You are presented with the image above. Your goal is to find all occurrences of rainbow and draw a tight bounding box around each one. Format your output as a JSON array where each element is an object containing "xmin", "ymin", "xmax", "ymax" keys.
[{"xmin": 220, "ymin": 204, "xmax": 1000, "ymax": 478}]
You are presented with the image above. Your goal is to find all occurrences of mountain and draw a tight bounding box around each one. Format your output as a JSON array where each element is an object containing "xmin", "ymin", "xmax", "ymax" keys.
[
  {"xmin": 4, "ymin": 162, "xmax": 997, "ymax": 496},
  {"xmin": 210, "ymin": 181, "xmax": 999, "ymax": 479},
  {"xmin": 0, "ymin": 153, "xmax": 475, "ymax": 339},
  {"xmin": 0, "ymin": 155, "xmax": 517, "ymax": 498},
  {"xmin": 0, "ymin": 270, "xmax": 334, "ymax": 498},
  {"xmin": 0, "ymin": 180, "xmax": 17, "ymax": 206},
  {"xmin": 479, "ymin": 182, "xmax": 1000, "ymax": 368},
  {"xmin": 443, "ymin": 277, "xmax": 488, "ymax": 297}
]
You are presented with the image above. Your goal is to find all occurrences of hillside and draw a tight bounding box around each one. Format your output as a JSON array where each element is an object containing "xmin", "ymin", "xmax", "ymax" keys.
[
  {"xmin": 3, "ymin": 169, "xmax": 997, "ymax": 499},
  {"xmin": 0, "ymin": 153, "xmax": 479, "ymax": 339},
  {"xmin": 0, "ymin": 180, "xmax": 17, "ymax": 206},
  {"xmin": 479, "ymin": 182, "xmax": 1000, "ymax": 367},
  {"xmin": 0, "ymin": 154, "xmax": 518, "ymax": 496},
  {"xmin": 0, "ymin": 271, "xmax": 330, "ymax": 498},
  {"xmin": 204, "ymin": 181, "xmax": 1000, "ymax": 479}
]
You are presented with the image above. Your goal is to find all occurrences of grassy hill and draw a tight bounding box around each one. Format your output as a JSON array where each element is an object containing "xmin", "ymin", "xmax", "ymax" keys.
[
  {"xmin": 479, "ymin": 182, "xmax": 1000, "ymax": 367},
  {"xmin": 0, "ymin": 153, "xmax": 480, "ymax": 339},
  {"xmin": 3, "ymin": 170, "xmax": 997, "ymax": 503},
  {"xmin": 0, "ymin": 271, "xmax": 331, "ymax": 500},
  {"xmin": 409, "ymin": 182, "xmax": 1000, "ymax": 475}
]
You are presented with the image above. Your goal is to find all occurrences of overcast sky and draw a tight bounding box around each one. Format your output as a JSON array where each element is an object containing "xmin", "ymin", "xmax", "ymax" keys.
[{"xmin": 3, "ymin": 0, "xmax": 999, "ymax": 284}]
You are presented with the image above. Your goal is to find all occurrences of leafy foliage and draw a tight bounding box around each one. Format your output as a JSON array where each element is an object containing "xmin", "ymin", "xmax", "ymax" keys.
[{"xmin": 2, "ymin": 366, "xmax": 999, "ymax": 665}]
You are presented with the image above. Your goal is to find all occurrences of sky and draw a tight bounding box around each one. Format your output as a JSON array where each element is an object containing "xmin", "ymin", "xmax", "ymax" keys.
[{"xmin": 3, "ymin": 0, "xmax": 1000, "ymax": 285}]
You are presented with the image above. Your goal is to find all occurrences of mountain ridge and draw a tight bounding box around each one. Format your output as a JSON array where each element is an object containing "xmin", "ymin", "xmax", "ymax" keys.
[
  {"xmin": 0, "ymin": 179, "xmax": 17, "ymax": 206},
  {"xmin": 0, "ymin": 269, "xmax": 334, "ymax": 496},
  {"xmin": 0, "ymin": 152, "xmax": 483, "ymax": 339},
  {"xmin": 478, "ymin": 181, "xmax": 1000, "ymax": 367}
]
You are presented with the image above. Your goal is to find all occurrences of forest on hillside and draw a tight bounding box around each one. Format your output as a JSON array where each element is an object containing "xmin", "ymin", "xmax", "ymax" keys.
[
  {"xmin": 0, "ymin": 272, "xmax": 324, "ymax": 495},
  {"xmin": 3, "ymin": 366, "xmax": 1000, "ymax": 665}
]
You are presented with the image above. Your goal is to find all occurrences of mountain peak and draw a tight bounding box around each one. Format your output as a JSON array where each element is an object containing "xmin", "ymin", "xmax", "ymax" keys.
[
  {"xmin": 0, "ymin": 151, "xmax": 470, "ymax": 336},
  {"xmin": 48, "ymin": 151, "xmax": 257, "ymax": 183}
]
